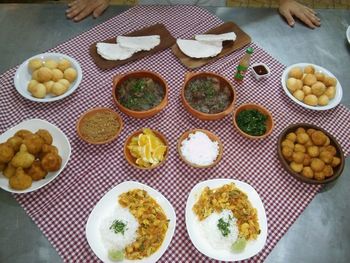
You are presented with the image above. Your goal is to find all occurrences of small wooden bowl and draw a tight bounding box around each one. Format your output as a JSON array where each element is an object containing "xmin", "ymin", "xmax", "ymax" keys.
[
  {"xmin": 76, "ymin": 107, "xmax": 123, "ymax": 145},
  {"xmin": 181, "ymin": 72, "xmax": 236, "ymax": 121},
  {"xmin": 233, "ymin": 103, "xmax": 274, "ymax": 139},
  {"xmin": 177, "ymin": 129, "xmax": 223, "ymax": 168},
  {"xmin": 124, "ymin": 128, "xmax": 169, "ymax": 170},
  {"xmin": 112, "ymin": 70, "xmax": 168, "ymax": 119},
  {"xmin": 277, "ymin": 123, "xmax": 345, "ymax": 184}
]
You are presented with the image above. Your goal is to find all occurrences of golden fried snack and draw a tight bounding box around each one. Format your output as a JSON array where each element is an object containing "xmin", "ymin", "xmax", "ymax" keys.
[
  {"xmin": 303, "ymin": 154, "xmax": 311, "ymax": 166},
  {"xmin": 0, "ymin": 162, "xmax": 5, "ymax": 171},
  {"xmin": 322, "ymin": 145, "xmax": 337, "ymax": 156},
  {"xmin": 311, "ymin": 131, "xmax": 327, "ymax": 146},
  {"xmin": 286, "ymin": 132, "xmax": 297, "ymax": 142},
  {"xmin": 296, "ymin": 132, "xmax": 310, "ymax": 144},
  {"xmin": 11, "ymin": 144, "xmax": 35, "ymax": 168},
  {"xmin": 38, "ymin": 144, "xmax": 58, "ymax": 159},
  {"xmin": 314, "ymin": 171, "xmax": 325, "ymax": 181},
  {"xmin": 6, "ymin": 136, "xmax": 23, "ymax": 152},
  {"xmin": 292, "ymin": 152, "xmax": 305, "ymax": 163},
  {"xmin": 331, "ymin": 157, "xmax": 341, "ymax": 168},
  {"xmin": 282, "ymin": 146, "xmax": 293, "ymax": 158},
  {"xmin": 323, "ymin": 165, "xmax": 334, "ymax": 178},
  {"xmin": 35, "ymin": 129, "xmax": 53, "ymax": 145},
  {"xmin": 15, "ymin": 129, "xmax": 33, "ymax": 139},
  {"xmin": 0, "ymin": 143, "xmax": 15, "ymax": 163},
  {"xmin": 294, "ymin": 144, "xmax": 306, "ymax": 153},
  {"xmin": 307, "ymin": 146, "xmax": 319, "ymax": 157},
  {"xmin": 41, "ymin": 153, "xmax": 62, "ymax": 172},
  {"xmin": 302, "ymin": 167, "xmax": 314, "ymax": 178},
  {"xmin": 290, "ymin": 162, "xmax": 303, "ymax": 173},
  {"xmin": 306, "ymin": 128, "xmax": 316, "ymax": 136},
  {"xmin": 23, "ymin": 134, "xmax": 44, "ymax": 155},
  {"xmin": 282, "ymin": 139, "xmax": 294, "ymax": 149},
  {"xmin": 3, "ymin": 163, "xmax": 16, "ymax": 178},
  {"xmin": 9, "ymin": 167, "xmax": 32, "ymax": 190},
  {"xmin": 295, "ymin": 127, "xmax": 306, "ymax": 134},
  {"xmin": 319, "ymin": 151, "xmax": 333, "ymax": 164},
  {"xmin": 310, "ymin": 158, "xmax": 325, "ymax": 172},
  {"xmin": 26, "ymin": 160, "xmax": 47, "ymax": 181}
]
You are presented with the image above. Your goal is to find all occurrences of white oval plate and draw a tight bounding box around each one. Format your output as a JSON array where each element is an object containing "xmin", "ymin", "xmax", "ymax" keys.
[
  {"xmin": 14, "ymin": 52, "xmax": 82, "ymax": 102},
  {"xmin": 0, "ymin": 119, "xmax": 71, "ymax": 194},
  {"xmin": 86, "ymin": 181, "xmax": 176, "ymax": 263},
  {"xmin": 347, "ymin": 26, "xmax": 350, "ymax": 44},
  {"xmin": 281, "ymin": 63, "xmax": 343, "ymax": 111},
  {"xmin": 186, "ymin": 178, "xmax": 267, "ymax": 261}
]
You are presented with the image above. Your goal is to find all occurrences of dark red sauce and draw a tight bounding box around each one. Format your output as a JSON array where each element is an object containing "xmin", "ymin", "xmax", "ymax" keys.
[{"xmin": 253, "ymin": 65, "xmax": 268, "ymax": 75}]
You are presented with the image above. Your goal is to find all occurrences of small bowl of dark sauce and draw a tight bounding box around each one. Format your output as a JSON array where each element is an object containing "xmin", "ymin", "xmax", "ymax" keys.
[{"xmin": 251, "ymin": 63, "xmax": 270, "ymax": 80}]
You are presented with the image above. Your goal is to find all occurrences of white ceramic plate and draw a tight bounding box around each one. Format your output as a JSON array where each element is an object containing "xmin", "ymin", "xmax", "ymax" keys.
[
  {"xmin": 281, "ymin": 63, "xmax": 343, "ymax": 111},
  {"xmin": 86, "ymin": 181, "xmax": 176, "ymax": 263},
  {"xmin": 347, "ymin": 26, "xmax": 350, "ymax": 44},
  {"xmin": 0, "ymin": 119, "xmax": 71, "ymax": 194},
  {"xmin": 14, "ymin": 52, "xmax": 82, "ymax": 102},
  {"xmin": 186, "ymin": 178, "xmax": 267, "ymax": 261}
]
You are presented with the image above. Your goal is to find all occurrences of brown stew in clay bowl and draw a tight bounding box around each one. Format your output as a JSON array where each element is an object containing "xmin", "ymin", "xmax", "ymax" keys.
[
  {"xmin": 181, "ymin": 72, "xmax": 236, "ymax": 121},
  {"xmin": 112, "ymin": 70, "xmax": 168, "ymax": 119}
]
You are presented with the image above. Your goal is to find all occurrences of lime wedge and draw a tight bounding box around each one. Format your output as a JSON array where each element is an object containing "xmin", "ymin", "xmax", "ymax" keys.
[
  {"xmin": 108, "ymin": 249, "xmax": 124, "ymax": 261},
  {"xmin": 231, "ymin": 237, "xmax": 247, "ymax": 253}
]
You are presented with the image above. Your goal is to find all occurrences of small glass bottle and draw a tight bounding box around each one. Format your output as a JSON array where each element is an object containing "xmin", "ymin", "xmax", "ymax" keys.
[{"xmin": 234, "ymin": 47, "xmax": 254, "ymax": 81}]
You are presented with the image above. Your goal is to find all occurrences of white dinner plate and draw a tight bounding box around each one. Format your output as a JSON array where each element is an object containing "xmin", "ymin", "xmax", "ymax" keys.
[
  {"xmin": 186, "ymin": 178, "xmax": 268, "ymax": 261},
  {"xmin": 347, "ymin": 26, "xmax": 350, "ymax": 44},
  {"xmin": 0, "ymin": 119, "xmax": 71, "ymax": 194},
  {"xmin": 14, "ymin": 52, "xmax": 82, "ymax": 102},
  {"xmin": 281, "ymin": 63, "xmax": 343, "ymax": 111},
  {"xmin": 86, "ymin": 181, "xmax": 176, "ymax": 263}
]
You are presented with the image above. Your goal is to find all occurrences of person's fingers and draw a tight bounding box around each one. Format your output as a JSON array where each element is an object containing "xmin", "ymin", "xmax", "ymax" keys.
[
  {"xmin": 73, "ymin": 6, "xmax": 95, "ymax": 22},
  {"xmin": 92, "ymin": 2, "xmax": 109, "ymax": 18},
  {"xmin": 280, "ymin": 9, "xmax": 295, "ymax": 27},
  {"xmin": 296, "ymin": 12, "xmax": 316, "ymax": 29},
  {"xmin": 68, "ymin": 0, "xmax": 78, "ymax": 8},
  {"xmin": 66, "ymin": 5, "xmax": 84, "ymax": 18},
  {"xmin": 306, "ymin": 12, "xmax": 321, "ymax": 26}
]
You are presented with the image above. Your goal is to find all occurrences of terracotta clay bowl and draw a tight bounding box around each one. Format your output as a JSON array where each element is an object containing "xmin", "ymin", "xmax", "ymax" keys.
[
  {"xmin": 181, "ymin": 72, "xmax": 236, "ymax": 121},
  {"xmin": 124, "ymin": 128, "xmax": 169, "ymax": 170},
  {"xmin": 177, "ymin": 128, "xmax": 223, "ymax": 168},
  {"xmin": 112, "ymin": 70, "xmax": 168, "ymax": 119},
  {"xmin": 76, "ymin": 107, "xmax": 123, "ymax": 145},
  {"xmin": 277, "ymin": 123, "xmax": 345, "ymax": 184},
  {"xmin": 233, "ymin": 103, "xmax": 274, "ymax": 140}
]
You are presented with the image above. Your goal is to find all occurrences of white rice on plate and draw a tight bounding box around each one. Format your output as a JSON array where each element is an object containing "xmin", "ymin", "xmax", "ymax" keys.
[{"xmin": 100, "ymin": 205, "xmax": 139, "ymax": 251}]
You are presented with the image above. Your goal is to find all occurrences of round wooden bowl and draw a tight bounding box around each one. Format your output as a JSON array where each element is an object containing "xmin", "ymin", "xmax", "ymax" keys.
[
  {"xmin": 277, "ymin": 123, "xmax": 345, "ymax": 184},
  {"xmin": 177, "ymin": 128, "xmax": 223, "ymax": 168},
  {"xmin": 124, "ymin": 128, "xmax": 169, "ymax": 170},
  {"xmin": 233, "ymin": 103, "xmax": 274, "ymax": 139},
  {"xmin": 112, "ymin": 70, "xmax": 168, "ymax": 119},
  {"xmin": 76, "ymin": 107, "xmax": 123, "ymax": 145},
  {"xmin": 181, "ymin": 72, "xmax": 236, "ymax": 121}
]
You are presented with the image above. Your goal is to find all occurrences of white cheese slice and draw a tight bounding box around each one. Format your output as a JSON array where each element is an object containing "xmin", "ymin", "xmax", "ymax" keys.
[
  {"xmin": 96, "ymin": 43, "xmax": 137, "ymax": 61},
  {"xmin": 194, "ymin": 32, "xmax": 236, "ymax": 42},
  {"xmin": 176, "ymin": 39, "xmax": 223, "ymax": 58},
  {"xmin": 117, "ymin": 35, "xmax": 161, "ymax": 52}
]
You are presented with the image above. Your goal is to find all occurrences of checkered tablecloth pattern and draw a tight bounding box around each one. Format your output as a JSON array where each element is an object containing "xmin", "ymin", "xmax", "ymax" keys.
[{"xmin": 1, "ymin": 5, "xmax": 349, "ymax": 263}]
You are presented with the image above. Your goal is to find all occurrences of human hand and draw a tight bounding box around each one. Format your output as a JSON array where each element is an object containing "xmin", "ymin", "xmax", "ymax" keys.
[
  {"xmin": 66, "ymin": 0, "xmax": 110, "ymax": 22},
  {"xmin": 278, "ymin": 0, "xmax": 320, "ymax": 29}
]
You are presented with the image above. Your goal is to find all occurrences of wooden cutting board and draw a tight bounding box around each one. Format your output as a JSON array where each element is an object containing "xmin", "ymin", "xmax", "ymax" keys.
[
  {"xmin": 171, "ymin": 21, "xmax": 251, "ymax": 69},
  {"xmin": 90, "ymin": 23, "xmax": 176, "ymax": 69}
]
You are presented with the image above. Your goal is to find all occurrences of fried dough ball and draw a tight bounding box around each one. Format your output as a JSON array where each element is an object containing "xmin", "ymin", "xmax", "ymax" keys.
[
  {"xmin": 57, "ymin": 59, "xmax": 71, "ymax": 72},
  {"xmin": 292, "ymin": 152, "xmax": 305, "ymax": 163},
  {"xmin": 27, "ymin": 79, "xmax": 39, "ymax": 92},
  {"xmin": 63, "ymin": 68, "xmax": 77, "ymax": 83},
  {"xmin": 44, "ymin": 59, "xmax": 58, "ymax": 69},
  {"xmin": 282, "ymin": 146, "xmax": 293, "ymax": 158},
  {"xmin": 302, "ymin": 85, "xmax": 312, "ymax": 95},
  {"xmin": 310, "ymin": 158, "xmax": 325, "ymax": 172},
  {"xmin": 26, "ymin": 160, "xmax": 47, "ymax": 181},
  {"xmin": 296, "ymin": 132, "xmax": 310, "ymax": 144},
  {"xmin": 6, "ymin": 136, "xmax": 23, "ymax": 152},
  {"xmin": 315, "ymin": 72, "xmax": 325, "ymax": 82},
  {"xmin": 294, "ymin": 144, "xmax": 306, "ymax": 153},
  {"xmin": 289, "ymin": 67, "xmax": 303, "ymax": 79},
  {"xmin": 323, "ymin": 165, "xmax": 334, "ymax": 178},
  {"xmin": 39, "ymin": 144, "xmax": 58, "ymax": 159},
  {"xmin": 23, "ymin": 134, "xmax": 44, "ymax": 155},
  {"xmin": 314, "ymin": 171, "xmax": 325, "ymax": 181},
  {"xmin": 325, "ymin": 86, "xmax": 336, "ymax": 99},
  {"xmin": 311, "ymin": 82, "xmax": 326, "ymax": 97},
  {"xmin": 35, "ymin": 129, "xmax": 53, "ymax": 145},
  {"xmin": 304, "ymin": 65, "xmax": 315, "ymax": 74},
  {"xmin": 304, "ymin": 94, "xmax": 318, "ymax": 106},
  {"xmin": 324, "ymin": 76, "xmax": 337, "ymax": 87},
  {"xmin": 302, "ymin": 167, "xmax": 314, "ymax": 178},
  {"xmin": 322, "ymin": 145, "xmax": 337, "ymax": 156},
  {"xmin": 305, "ymin": 140, "xmax": 313, "ymax": 147},
  {"xmin": 323, "ymin": 136, "xmax": 330, "ymax": 146},
  {"xmin": 3, "ymin": 163, "xmax": 16, "ymax": 178},
  {"xmin": 9, "ymin": 167, "xmax": 32, "ymax": 190},
  {"xmin": 0, "ymin": 143, "xmax": 15, "ymax": 163},
  {"xmin": 306, "ymin": 128, "xmax": 316, "ymax": 136},
  {"xmin": 51, "ymin": 82, "xmax": 68, "ymax": 96},
  {"xmin": 287, "ymin": 78, "xmax": 300, "ymax": 92},
  {"xmin": 30, "ymin": 83, "xmax": 46, "ymax": 98},
  {"xmin": 28, "ymin": 59, "xmax": 43, "ymax": 71},
  {"xmin": 11, "ymin": 144, "xmax": 35, "ymax": 168},
  {"xmin": 15, "ymin": 129, "xmax": 33, "ymax": 139},
  {"xmin": 331, "ymin": 157, "xmax": 341, "ymax": 167},
  {"xmin": 0, "ymin": 162, "xmax": 5, "ymax": 171},
  {"xmin": 58, "ymin": 79, "xmax": 70, "ymax": 88},
  {"xmin": 307, "ymin": 146, "xmax": 319, "ymax": 157},
  {"xmin": 303, "ymin": 154, "xmax": 311, "ymax": 166},
  {"xmin": 290, "ymin": 162, "xmax": 303, "ymax": 173},
  {"xmin": 37, "ymin": 67, "xmax": 53, "ymax": 83},
  {"xmin": 44, "ymin": 80, "xmax": 54, "ymax": 93},
  {"xmin": 286, "ymin": 132, "xmax": 297, "ymax": 142},
  {"xmin": 41, "ymin": 153, "xmax": 62, "ymax": 172},
  {"xmin": 282, "ymin": 139, "xmax": 294, "ymax": 149},
  {"xmin": 296, "ymin": 127, "xmax": 306, "ymax": 134},
  {"xmin": 303, "ymin": 74, "xmax": 317, "ymax": 86},
  {"xmin": 51, "ymin": 69, "xmax": 64, "ymax": 82},
  {"xmin": 311, "ymin": 131, "xmax": 327, "ymax": 146},
  {"xmin": 318, "ymin": 95, "xmax": 329, "ymax": 106},
  {"xmin": 293, "ymin": 90, "xmax": 305, "ymax": 101}
]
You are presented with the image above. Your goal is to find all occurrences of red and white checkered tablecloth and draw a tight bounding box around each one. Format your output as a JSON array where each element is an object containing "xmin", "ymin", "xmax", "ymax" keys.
[{"xmin": 0, "ymin": 5, "xmax": 349, "ymax": 263}]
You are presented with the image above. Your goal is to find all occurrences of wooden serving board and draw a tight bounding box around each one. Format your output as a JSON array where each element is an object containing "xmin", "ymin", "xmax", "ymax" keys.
[
  {"xmin": 90, "ymin": 23, "xmax": 176, "ymax": 69},
  {"xmin": 171, "ymin": 21, "xmax": 251, "ymax": 69}
]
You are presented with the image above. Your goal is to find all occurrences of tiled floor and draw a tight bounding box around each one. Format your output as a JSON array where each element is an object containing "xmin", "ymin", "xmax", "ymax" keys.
[{"xmin": 2, "ymin": 0, "xmax": 350, "ymax": 9}]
